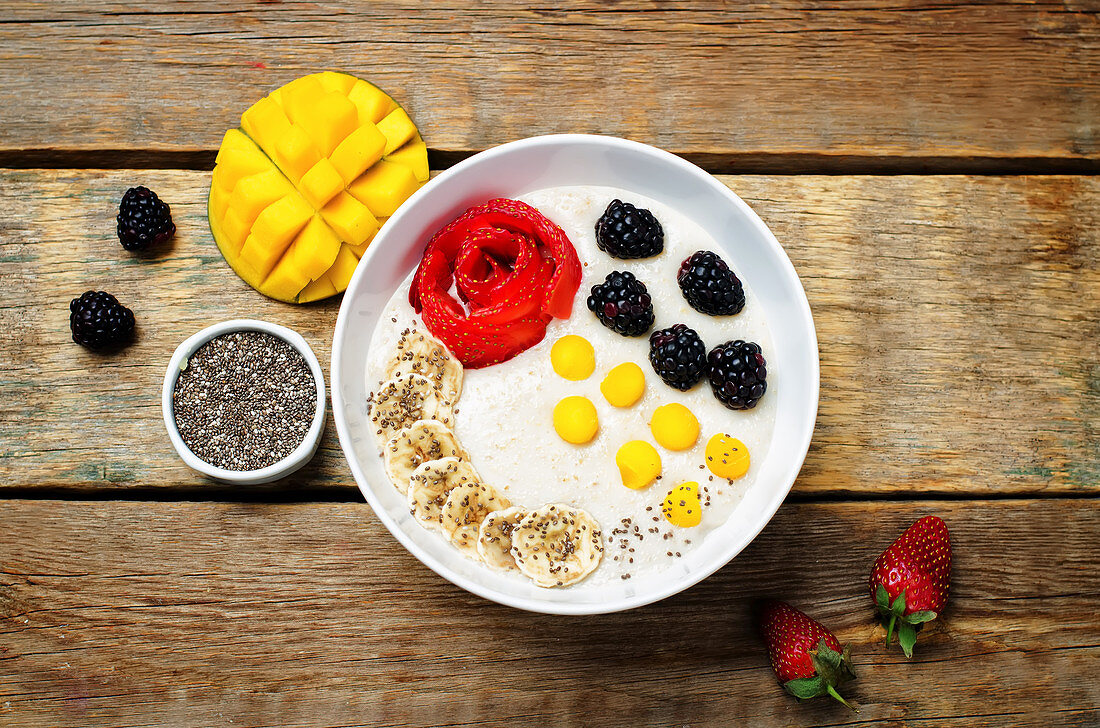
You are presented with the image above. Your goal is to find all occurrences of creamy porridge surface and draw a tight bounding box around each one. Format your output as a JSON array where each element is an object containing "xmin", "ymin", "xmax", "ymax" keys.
[{"xmin": 366, "ymin": 185, "xmax": 777, "ymax": 586}]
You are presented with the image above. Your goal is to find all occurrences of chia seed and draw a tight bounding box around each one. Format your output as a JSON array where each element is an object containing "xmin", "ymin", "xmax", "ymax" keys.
[{"xmin": 172, "ymin": 331, "xmax": 317, "ymax": 471}]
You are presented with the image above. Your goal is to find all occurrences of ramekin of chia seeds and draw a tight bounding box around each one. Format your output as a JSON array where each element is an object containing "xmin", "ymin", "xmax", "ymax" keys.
[{"xmin": 162, "ymin": 319, "xmax": 327, "ymax": 484}]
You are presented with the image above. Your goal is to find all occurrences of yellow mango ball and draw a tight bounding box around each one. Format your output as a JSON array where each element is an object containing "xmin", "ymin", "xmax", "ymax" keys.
[
  {"xmin": 600, "ymin": 362, "xmax": 645, "ymax": 407},
  {"xmin": 649, "ymin": 403, "xmax": 700, "ymax": 451},
  {"xmin": 553, "ymin": 396, "xmax": 598, "ymax": 444},
  {"xmin": 615, "ymin": 440, "xmax": 662, "ymax": 490},
  {"xmin": 705, "ymin": 433, "xmax": 751, "ymax": 480},
  {"xmin": 662, "ymin": 482, "xmax": 703, "ymax": 528},
  {"xmin": 551, "ymin": 335, "xmax": 595, "ymax": 381}
]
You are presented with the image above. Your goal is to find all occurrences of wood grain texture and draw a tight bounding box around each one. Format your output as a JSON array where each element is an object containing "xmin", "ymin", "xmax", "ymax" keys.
[
  {"xmin": 0, "ymin": 171, "xmax": 1096, "ymax": 496},
  {"xmin": 0, "ymin": 1, "xmax": 1098, "ymax": 166},
  {"xmin": 1, "ymin": 499, "xmax": 1097, "ymax": 727}
]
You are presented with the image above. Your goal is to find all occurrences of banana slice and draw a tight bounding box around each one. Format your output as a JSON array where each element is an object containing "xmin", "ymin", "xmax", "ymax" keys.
[
  {"xmin": 370, "ymin": 373, "xmax": 456, "ymax": 445},
  {"xmin": 407, "ymin": 457, "xmax": 481, "ymax": 532},
  {"xmin": 384, "ymin": 328, "xmax": 463, "ymax": 398},
  {"xmin": 511, "ymin": 504, "xmax": 604, "ymax": 588},
  {"xmin": 440, "ymin": 483, "xmax": 511, "ymax": 560},
  {"xmin": 383, "ymin": 419, "xmax": 469, "ymax": 494},
  {"xmin": 477, "ymin": 507, "xmax": 529, "ymax": 570}
]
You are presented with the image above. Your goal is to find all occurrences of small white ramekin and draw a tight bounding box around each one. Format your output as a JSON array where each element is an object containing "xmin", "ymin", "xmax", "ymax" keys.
[{"xmin": 162, "ymin": 319, "xmax": 327, "ymax": 484}]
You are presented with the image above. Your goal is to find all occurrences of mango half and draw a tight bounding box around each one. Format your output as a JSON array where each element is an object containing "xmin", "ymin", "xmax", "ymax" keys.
[{"xmin": 209, "ymin": 72, "xmax": 428, "ymax": 303}]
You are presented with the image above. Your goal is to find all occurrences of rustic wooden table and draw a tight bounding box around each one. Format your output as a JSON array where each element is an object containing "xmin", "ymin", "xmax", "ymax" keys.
[{"xmin": 2, "ymin": 3, "xmax": 1098, "ymax": 726}]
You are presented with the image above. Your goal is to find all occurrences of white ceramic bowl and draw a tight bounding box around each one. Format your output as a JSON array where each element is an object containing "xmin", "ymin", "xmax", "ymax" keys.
[
  {"xmin": 331, "ymin": 134, "xmax": 818, "ymax": 614},
  {"xmin": 162, "ymin": 319, "xmax": 327, "ymax": 484}
]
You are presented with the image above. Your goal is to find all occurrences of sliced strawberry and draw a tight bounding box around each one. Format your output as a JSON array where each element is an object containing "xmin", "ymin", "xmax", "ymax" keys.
[
  {"xmin": 453, "ymin": 230, "xmax": 551, "ymax": 320},
  {"xmin": 409, "ymin": 198, "xmax": 581, "ymax": 368}
]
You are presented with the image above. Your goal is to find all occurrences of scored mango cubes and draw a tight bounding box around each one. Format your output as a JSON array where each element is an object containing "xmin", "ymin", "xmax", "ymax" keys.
[{"xmin": 209, "ymin": 72, "xmax": 429, "ymax": 303}]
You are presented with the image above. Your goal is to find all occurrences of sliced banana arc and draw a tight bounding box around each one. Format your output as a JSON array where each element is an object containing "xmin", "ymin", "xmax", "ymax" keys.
[
  {"xmin": 477, "ymin": 506, "xmax": 530, "ymax": 570},
  {"xmin": 372, "ymin": 333, "xmax": 606, "ymax": 588},
  {"xmin": 510, "ymin": 504, "xmax": 604, "ymax": 588},
  {"xmin": 370, "ymin": 372, "xmax": 456, "ymax": 445},
  {"xmin": 407, "ymin": 457, "xmax": 481, "ymax": 532},
  {"xmin": 440, "ymin": 483, "xmax": 511, "ymax": 559},
  {"xmin": 384, "ymin": 419, "xmax": 469, "ymax": 495},
  {"xmin": 385, "ymin": 328, "xmax": 463, "ymax": 399}
]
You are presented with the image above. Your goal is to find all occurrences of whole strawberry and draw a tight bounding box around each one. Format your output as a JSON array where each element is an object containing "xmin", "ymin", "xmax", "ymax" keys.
[
  {"xmin": 759, "ymin": 600, "xmax": 858, "ymax": 711},
  {"xmin": 869, "ymin": 515, "xmax": 952, "ymax": 657}
]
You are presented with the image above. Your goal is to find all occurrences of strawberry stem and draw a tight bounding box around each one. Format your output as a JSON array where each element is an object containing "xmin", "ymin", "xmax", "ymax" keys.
[
  {"xmin": 825, "ymin": 684, "xmax": 859, "ymax": 712},
  {"xmin": 886, "ymin": 613, "xmax": 897, "ymax": 645}
]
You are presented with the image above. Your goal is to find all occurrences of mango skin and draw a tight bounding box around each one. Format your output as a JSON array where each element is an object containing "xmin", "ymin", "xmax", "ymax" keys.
[{"xmin": 209, "ymin": 72, "xmax": 428, "ymax": 303}]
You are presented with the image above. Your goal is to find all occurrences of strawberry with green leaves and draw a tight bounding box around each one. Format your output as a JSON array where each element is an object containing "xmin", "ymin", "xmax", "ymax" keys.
[
  {"xmin": 869, "ymin": 515, "xmax": 952, "ymax": 657},
  {"xmin": 759, "ymin": 600, "xmax": 858, "ymax": 711}
]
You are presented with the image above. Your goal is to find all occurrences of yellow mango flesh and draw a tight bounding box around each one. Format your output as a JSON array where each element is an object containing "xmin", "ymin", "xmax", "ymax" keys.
[
  {"xmin": 662, "ymin": 482, "xmax": 703, "ymax": 528},
  {"xmin": 219, "ymin": 208, "xmax": 252, "ymax": 255},
  {"xmin": 213, "ymin": 131, "xmax": 271, "ymax": 191},
  {"xmin": 550, "ymin": 335, "xmax": 595, "ymax": 381},
  {"xmin": 228, "ymin": 169, "xmax": 292, "ymax": 229},
  {"xmin": 250, "ymin": 194, "xmax": 313, "ymax": 250},
  {"xmin": 377, "ymin": 107, "xmax": 417, "ymax": 155},
  {"xmin": 705, "ymin": 433, "xmax": 751, "ymax": 480},
  {"xmin": 385, "ymin": 136, "xmax": 430, "ymax": 182},
  {"xmin": 552, "ymin": 396, "xmax": 599, "ymax": 445},
  {"xmin": 298, "ymin": 158, "xmax": 345, "ymax": 209},
  {"xmin": 601, "ymin": 362, "xmax": 645, "ymax": 407},
  {"xmin": 272, "ymin": 126, "xmax": 321, "ymax": 183},
  {"xmin": 209, "ymin": 183, "xmax": 231, "ymax": 223},
  {"xmin": 649, "ymin": 403, "xmax": 701, "ymax": 451},
  {"xmin": 290, "ymin": 215, "xmax": 343, "ymax": 280},
  {"xmin": 209, "ymin": 72, "xmax": 429, "ymax": 303},
  {"xmin": 298, "ymin": 274, "xmax": 337, "ymax": 303},
  {"xmin": 616, "ymin": 440, "xmax": 661, "ymax": 490},
  {"xmin": 326, "ymin": 246, "xmax": 361, "ymax": 292},
  {"xmin": 330, "ymin": 124, "xmax": 387, "ymax": 184},
  {"xmin": 348, "ymin": 159, "xmax": 420, "ymax": 218},
  {"xmin": 216, "ymin": 128, "xmax": 258, "ymax": 160},
  {"xmin": 321, "ymin": 192, "xmax": 379, "ymax": 247},
  {"xmin": 279, "ymin": 76, "xmax": 327, "ymax": 123},
  {"xmin": 317, "ymin": 71, "xmax": 356, "ymax": 95},
  {"xmin": 289, "ymin": 92, "xmax": 358, "ymax": 157},
  {"xmin": 240, "ymin": 97, "xmax": 293, "ymax": 151},
  {"xmin": 348, "ymin": 79, "xmax": 396, "ymax": 125}
]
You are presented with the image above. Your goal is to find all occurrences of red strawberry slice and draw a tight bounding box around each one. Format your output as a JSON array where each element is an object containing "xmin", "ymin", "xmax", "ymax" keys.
[
  {"xmin": 869, "ymin": 515, "xmax": 952, "ymax": 657},
  {"xmin": 410, "ymin": 198, "xmax": 582, "ymax": 368},
  {"xmin": 759, "ymin": 600, "xmax": 858, "ymax": 711}
]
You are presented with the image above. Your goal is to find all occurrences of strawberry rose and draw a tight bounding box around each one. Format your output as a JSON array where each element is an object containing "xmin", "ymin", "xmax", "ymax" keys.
[{"xmin": 410, "ymin": 198, "xmax": 582, "ymax": 368}]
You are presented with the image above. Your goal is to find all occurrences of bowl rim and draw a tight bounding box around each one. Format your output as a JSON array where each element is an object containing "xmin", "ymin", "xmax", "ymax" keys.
[
  {"xmin": 161, "ymin": 318, "xmax": 328, "ymax": 484},
  {"xmin": 331, "ymin": 133, "xmax": 819, "ymax": 614}
]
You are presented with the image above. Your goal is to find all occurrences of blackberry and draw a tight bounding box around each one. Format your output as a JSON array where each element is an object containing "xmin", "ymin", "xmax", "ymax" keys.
[
  {"xmin": 707, "ymin": 340, "xmax": 767, "ymax": 410},
  {"xmin": 69, "ymin": 291, "xmax": 135, "ymax": 350},
  {"xmin": 117, "ymin": 186, "xmax": 175, "ymax": 251},
  {"xmin": 595, "ymin": 199, "xmax": 664, "ymax": 259},
  {"xmin": 586, "ymin": 271, "xmax": 655, "ymax": 336},
  {"xmin": 648, "ymin": 324, "xmax": 707, "ymax": 391},
  {"xmin": 677, "ymin": 250, "xmax": 745, "ymax": 316}
]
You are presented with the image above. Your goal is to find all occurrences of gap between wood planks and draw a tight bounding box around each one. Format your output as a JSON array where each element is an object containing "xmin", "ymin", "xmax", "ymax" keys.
[{"xmin": 0, "ymin": 148, "xmax": 1098, "ymax": 175}]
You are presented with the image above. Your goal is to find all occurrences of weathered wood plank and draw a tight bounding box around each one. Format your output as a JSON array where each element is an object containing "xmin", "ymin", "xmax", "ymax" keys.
[
  {"xmin": 0, "ymin": 171, "xmax": 1095, "ymax": 495},
  {"xmin": 1, "ymin": 499, "xmax": 1097, "ymax": 727},
  {"xmin": 1, "ymin": 1, "xmax": 1098, "ymax": 166},
  {"xmin": 750, "ymin": 175, "xmax": 1100, "ymax": 496}
]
